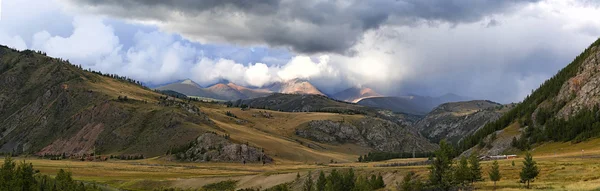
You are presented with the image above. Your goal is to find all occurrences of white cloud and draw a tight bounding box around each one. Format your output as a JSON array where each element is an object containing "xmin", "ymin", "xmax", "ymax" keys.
[
  {"xmin": 31, "ymin": 16, "xmax": 120, "ymax": 66},
  {"xmin": 0, "ymin": 34, "xmax": 27, "ymax": 50},
  {"xmin": 2, "ymin": 0, "xmax": 600, "ymax": 102}
]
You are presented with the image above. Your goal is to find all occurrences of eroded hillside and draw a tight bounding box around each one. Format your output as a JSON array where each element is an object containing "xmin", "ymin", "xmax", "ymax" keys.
[
  {"xmin": 415, "ymin": 100, "xmax": 511, "ymax": 144},
  {"xmin": 0, "ymin": 46, "xmax": 436, "ymax": 163}
]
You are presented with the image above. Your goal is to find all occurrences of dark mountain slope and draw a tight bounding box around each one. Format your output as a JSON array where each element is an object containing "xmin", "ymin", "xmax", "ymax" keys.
[
  {"xmin": 357, "ymin": 93, "xmax": 470, "ymax": 115},
  {"xmin": 231, "ymin": 93, "xmax": 377, "ymax": 115}
]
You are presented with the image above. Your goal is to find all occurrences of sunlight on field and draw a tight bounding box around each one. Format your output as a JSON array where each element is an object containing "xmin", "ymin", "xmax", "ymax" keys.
[{"xmin": 8, "ymin": 137, "xmax": 600, "ymax": 190}]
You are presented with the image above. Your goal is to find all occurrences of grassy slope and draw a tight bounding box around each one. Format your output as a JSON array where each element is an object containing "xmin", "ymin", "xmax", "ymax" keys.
[
  {"xmin": 200, "ymin": 107, "xmax": 371, "ymax": 163},
  {"xmin": 0, "ymin": 47, "xmax": 388, "ymax": 164}
]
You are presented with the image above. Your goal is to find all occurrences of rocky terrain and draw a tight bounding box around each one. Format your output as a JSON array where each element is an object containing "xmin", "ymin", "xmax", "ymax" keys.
[
  {"xmin": 0, "ymin": 46, "xmax": 438, "ymax": 163},
  {"xmin": 458, "ymin": 38, "xmax": 600, "ymax": 155},
  {"xmin": 178, "ymin": 133, "xmax": 272, "ymax": 163},
  {"xmin": 263, "ymin": 78, "xmax": 324, "ymax": 95},
  {"xmin": 296, "ymin": 117, "xmax": 438, "ymax": 153},
  {"xmin": 415, "ymin": 100, "xmax": 511, "ymax": 144},
  {"xmin": 553, "ymin": 45, "xmax": 600, "ymax": 118},
  {"xmin": 0, "ymin": 47, "xmax": 221, "ymax": 157}
]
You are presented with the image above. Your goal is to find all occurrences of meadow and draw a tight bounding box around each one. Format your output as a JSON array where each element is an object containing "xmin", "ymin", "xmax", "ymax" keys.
[{"xmin": 9, "ymin": 138, "xmax": 600, "ymax": 191}]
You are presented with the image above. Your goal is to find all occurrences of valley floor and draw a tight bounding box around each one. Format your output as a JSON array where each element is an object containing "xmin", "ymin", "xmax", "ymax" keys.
[{"xmin": 9, "ymin": 138, "xmax": 600, "ymax": 191}]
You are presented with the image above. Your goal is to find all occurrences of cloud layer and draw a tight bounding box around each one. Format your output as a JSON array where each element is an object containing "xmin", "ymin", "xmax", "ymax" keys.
[
  {"xmin": 62, "ymin": 0, "xmax": 541, "ymax": 54},
  {"xmin": 1, "ymin": 0, "xmax": 600, "ymax": 103}
]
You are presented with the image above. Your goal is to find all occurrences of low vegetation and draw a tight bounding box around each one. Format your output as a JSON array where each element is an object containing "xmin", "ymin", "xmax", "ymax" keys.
[
  {"xmin": 358, "ymin": 151, "xmax": 434, "ymax": 162},
  {"xmin": 300, "ymin": 169, "xmax": 385, "ymax": 191},
  {"xmin": 0, "ymin": 156, "xmax": 101, "ymax": 191}
]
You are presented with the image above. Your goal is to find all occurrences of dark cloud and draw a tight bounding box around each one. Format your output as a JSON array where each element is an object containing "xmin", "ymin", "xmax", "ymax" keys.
[{"xmin": 64, "ymin": 0, "xmax": 541, "ymax": 54}]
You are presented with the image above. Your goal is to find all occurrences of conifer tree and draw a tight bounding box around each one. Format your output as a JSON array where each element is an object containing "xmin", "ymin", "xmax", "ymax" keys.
[
  {"xmin": 303, "ymin": 171, "xmax": 314, "ymax": 191},
  {"xmin": 489, "ymin": 160, "xmax": 501, "ymax": 190},
  {"xmin": 316, "ymin": 171, "xmax": 326, "ymax": 191},
  {"xmin": 455, "ymin": 156, "xmax": 470, "ymax": 187},
  {"xmin": 520, "ymin": 153, "xmax": 539, "ymax": 189},
  {"xmin": 469, "ymin": 153, "xmax": 483, "ymax": 183},
  {"xmin": 429, "ymin": 140, "xmax": 456, "ymax": 190},
  {"xmin": 0, "ymin": 156, "xmax": 16, "ymax": 190}
]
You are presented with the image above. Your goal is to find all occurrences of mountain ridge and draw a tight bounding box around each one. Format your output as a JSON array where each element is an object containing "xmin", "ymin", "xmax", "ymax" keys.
[{"xmin": 459, "ymin": 37, "xmax": 600, "ymax": 155}]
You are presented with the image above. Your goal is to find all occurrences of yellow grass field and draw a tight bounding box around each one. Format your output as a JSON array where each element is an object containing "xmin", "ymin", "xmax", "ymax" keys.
[{"xmin": 9, "ymin": 138, "xmax": 600, "ymax": 191}]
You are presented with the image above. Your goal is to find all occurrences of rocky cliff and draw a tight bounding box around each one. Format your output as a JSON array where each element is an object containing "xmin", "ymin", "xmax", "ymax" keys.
[
  {"xmin": 178, "ymin": 133, "xmax": 272, "ymax": 163},
  {"xmin": 415, "ymin": 100, "xmax": 511, "ymax": 144},
  {"xmin": 296, "ymin": 117, "xmax": 438, "ymax": 153}
]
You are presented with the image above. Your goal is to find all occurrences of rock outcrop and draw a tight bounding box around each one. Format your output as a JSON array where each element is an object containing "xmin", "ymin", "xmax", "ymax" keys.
[
  {"xmin": 179, "ymin": 133, "xmax": 272, "ymax": 163},
  {"xmin": 296, "ymin": 117, "xmax": 438, "ymax": 153},
  {"xmin": 415, "ymin": 100, "xmax": 510, "ymax": 144}
]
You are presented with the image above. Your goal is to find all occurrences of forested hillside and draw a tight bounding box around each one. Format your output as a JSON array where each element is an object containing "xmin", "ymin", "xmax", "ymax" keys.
[{"xmin": 460, "ymin": 38, "xmax": 600, "ymax": 152}]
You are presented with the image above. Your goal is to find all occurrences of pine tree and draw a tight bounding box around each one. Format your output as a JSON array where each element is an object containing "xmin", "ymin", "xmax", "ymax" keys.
[
  {"xmin": 55, "ymin": 169, "xmax": 74, "ymax": 190},
  {"xmin": 429, "ymin": 140, "xmax": 456, "ymax": 191},
  {"xmin": 316, "ymin": 171, "xmax": 326, "ymax": 191},
  {"xmin": 303, "ymin": 171, "xmax": 314, "ymax": 191},
  {"xmin": 16, "ymin": 161, "xmax": 35, "ymax": 190},
  {"xmin": 342, "ymin": 169, "xmax": 355, "ymax": 190},
  {"xmin": 489, "ymin": 160, "xmax": 501, "ymax": 190},
  {"xmin": 455, "ymin": 156, "xmax": 470, "ymax": 187},
  {"xmin": 0, "ymin": 156, "xmax": 16, "ymax": 190},
  {"xmin": 375, "ymin": 174, "xmax": 385, "ymax": 189},
  {"xmin": 325, "ymin": 169, "xmax": 343, "ymax": 191},
  {"xmin": 469, "ymin": 153, "xmax": 483, "ymax": 184},
  {"xmin": 520, "ymin": 153, "xmax": 539, "ymax": 189},
  {"xmin": 400, "ymin": 171, "xmax": 422, "ymax": 191}
]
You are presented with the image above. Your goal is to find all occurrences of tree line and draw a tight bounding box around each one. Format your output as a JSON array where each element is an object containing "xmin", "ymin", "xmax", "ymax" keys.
[
  {"xmin": 0, "ymin": 156, "xmax": 102, "ymax": 191},
  {"xmin": 358, "ymin": 151, "xmax": 434, "ymax": 162},
  {"xmin": 302, "ymin": 169, "xmax": 385, "ymax": 191}
]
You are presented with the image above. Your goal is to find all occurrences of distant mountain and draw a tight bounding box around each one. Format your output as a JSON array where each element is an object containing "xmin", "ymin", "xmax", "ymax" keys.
[
  {"xmin": 332, "ymin": 87, "xmax": 382, "ymax": 103},
  {"xmin": 156, "ymin": 79, "xmax": 219, "ymax": 99},
  {"xmin": 158, "ymin": 78, "xmax": 323, "ymax": 101},
  {"xmin": 264, "ymin": 79, "xmax": 324, "ymax": 95},
  {"xmin": 357, "ymin": 93, "xmax": 471, "ymax": 115},
  {"xmin": 415, "ymin": 100, "xmax": 510, "ymax": 144},
  {"xmin": 206, "ymin": 83, "xmax": 248, "ymax": 100},
  {"xmin": 225, "ymin": 83, "xmax": 272, "ymax": 99}
]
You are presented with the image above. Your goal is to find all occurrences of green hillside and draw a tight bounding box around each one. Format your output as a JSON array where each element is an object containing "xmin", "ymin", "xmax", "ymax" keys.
[{"xmin": 460, "ymin": 38, "xmax": 600, "ymax": 152}]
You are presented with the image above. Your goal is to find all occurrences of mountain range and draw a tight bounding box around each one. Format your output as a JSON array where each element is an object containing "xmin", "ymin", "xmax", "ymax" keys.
[
  {"xmin": 156, "ymin": 78, "xmax": 323, "ymax": 101},
  {"xmin": 157, "ymin": 79, "xmax": 471, "ymax": 116}
]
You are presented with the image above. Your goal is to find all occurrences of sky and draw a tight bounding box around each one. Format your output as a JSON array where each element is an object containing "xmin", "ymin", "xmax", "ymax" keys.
[{"xmin": 0, "ymin": 0, "xmax": 599, "ymax": 103}]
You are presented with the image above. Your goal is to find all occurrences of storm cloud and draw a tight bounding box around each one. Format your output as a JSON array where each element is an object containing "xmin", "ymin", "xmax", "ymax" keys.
[
  {"xmin": 2, "ymin": 0, "xmax": 600, "ymax": 103},
  {"xmin": 62, "ymin": 0, "xmax": 541, "ymax": 54}
]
